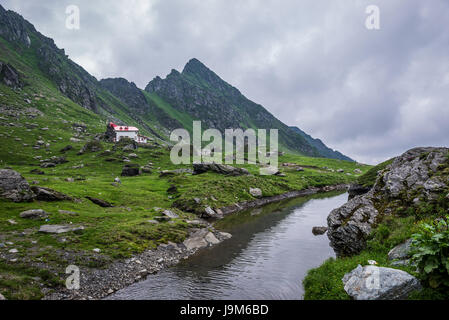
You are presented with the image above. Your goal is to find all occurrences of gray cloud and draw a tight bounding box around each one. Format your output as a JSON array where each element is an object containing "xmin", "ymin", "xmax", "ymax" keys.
[{"xmin": 2, "ymin": 0, "xmax": 449, "ymax": 164}]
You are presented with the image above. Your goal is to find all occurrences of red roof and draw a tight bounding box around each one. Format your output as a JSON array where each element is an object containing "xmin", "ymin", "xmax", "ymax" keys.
[{"xmin": 109, "ymin": 122, "xmax": 139, "ymax": 132}]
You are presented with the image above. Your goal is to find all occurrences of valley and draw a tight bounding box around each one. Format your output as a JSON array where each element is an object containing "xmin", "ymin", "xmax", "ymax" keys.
[{"xmin": 1, "ymin": 4, "xmax": 448, "ymax": 302}]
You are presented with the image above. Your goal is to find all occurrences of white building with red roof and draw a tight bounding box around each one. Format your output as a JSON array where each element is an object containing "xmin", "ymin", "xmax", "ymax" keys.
[{"xmin": 107, "ymin": 122, "xmax": 149, "ymax": 143}]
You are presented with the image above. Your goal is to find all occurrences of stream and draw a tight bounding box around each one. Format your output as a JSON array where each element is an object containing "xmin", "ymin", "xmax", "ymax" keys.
[{"xmin": 108, "ymin": 191, "xmax": 347, "ymax": 300}]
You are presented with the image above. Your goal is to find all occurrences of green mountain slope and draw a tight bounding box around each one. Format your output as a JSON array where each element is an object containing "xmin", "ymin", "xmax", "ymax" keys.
[
  {"xmin": 0, "ymin": 4, "xmax": 367, "ymax": 300},
  {"xmin": 0, "ymin": 4, "xmax": 352, "ymax": 160},
  {"xmin": 0, "ymin": 5, "xmax": 170, "ymax": 143}
]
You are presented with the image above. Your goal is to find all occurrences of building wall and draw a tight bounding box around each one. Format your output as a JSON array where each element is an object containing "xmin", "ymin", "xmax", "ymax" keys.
[{"xmin": 116, "ymin": 131, "xmax": 138, "ymax": 141}]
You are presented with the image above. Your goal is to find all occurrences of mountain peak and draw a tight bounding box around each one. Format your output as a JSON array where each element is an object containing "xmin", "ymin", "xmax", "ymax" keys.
[
  {"xmin": 182, "ymin": 58, "xmax": 208, "ymax": 74},
  {"xmin": 182, "ymin": 58, "xmax": 219, "ymax": 80},
  {"xmin": 181, "ymin": 57, "xmax": 233, "ymax": 91}
]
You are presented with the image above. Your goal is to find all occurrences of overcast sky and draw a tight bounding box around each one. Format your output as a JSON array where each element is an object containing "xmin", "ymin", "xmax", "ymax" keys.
[{"xmin": 2, "ymin": 0, "xmax": 449, "ymax": 164}]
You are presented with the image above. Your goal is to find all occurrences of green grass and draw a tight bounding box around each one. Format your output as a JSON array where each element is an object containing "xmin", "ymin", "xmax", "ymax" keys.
[
  {"xmin": 144, "ymin": 91, "xmax": 196, "ymax": 133},
  {"xmin": 0, "ymin": 32, "xmax": 370, "ymax": 299},
  {"xmin": 356, "ymin": 158, "xmax": 394, "ymax": 188},
  {"xmin": 303, "ymin": 210, "xmax": 449, "ymax": 300},
  {"xmin": 0, "ymin": 109, "xmax": 367, "ymax": 299},
  {"xmin": 0, "ymin": 261, "xmax": 62, "ymax": 300}
]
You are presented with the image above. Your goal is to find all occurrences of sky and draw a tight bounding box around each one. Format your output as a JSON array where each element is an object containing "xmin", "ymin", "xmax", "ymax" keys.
[{"xmin": 2, "ymin": 0, "xmax": 449, "ymax": 164}]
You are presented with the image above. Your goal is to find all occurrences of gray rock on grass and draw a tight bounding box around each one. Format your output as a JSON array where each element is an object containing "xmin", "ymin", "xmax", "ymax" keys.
[
  {"xmin": 343, "ymin": 265, "xmax": 421, "ymax": 300},
  {"xmin": 249, "ymin": 188, "xmax": 262, "ymax": 198},
  {"xmin": 39, "ymin": 225, "xmax": 84, "ymax": 234},
  {"xmin": 0, "ymin": 169, "xmax": 35, "ymax": 202},
  {"xmin": 20, "ymin": 209, "xmax": 49, "ymax": 219},
  {"xmin": 388, "ymin": 239, "xmax": 413, "ymax": 261},
  {"xmin": 163, "ymin": 210, "xmax": 179, "ymax": 219}
]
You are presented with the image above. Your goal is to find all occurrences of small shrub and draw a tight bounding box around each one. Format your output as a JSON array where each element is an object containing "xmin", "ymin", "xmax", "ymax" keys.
[{"xmin": 411, "ymin": 217, "xmax": 449, "ymax": 288}]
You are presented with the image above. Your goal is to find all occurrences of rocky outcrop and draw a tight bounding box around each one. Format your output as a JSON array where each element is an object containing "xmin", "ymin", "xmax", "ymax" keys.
[
  {"xmin": 0, "ymin": 61, "xmax": 22, "ymax": 89},
  {"xmin": 343, "ymin": 265, "xmax": 421, "ymax": 300},
  {"xmin": 0, "ymin": 6, "xmax": 32, "ymax": 48},
  {"xmin": 121, "ymin": 164, "xmax": 141, "ymax": 177},
  {"xmin": 328, "ymin": 191, "xmax": 380, "ymax": 256},
  {"xmin": 30, "ymin": 186, "xmax": 72, "ymax": 201},
  {"xmin": 328, "ymin": 147, "xmax": 449, "ymax": 256},
  {"xmin": 0, "ymin": 169, "xmax": 35, "ymax": 202},
  {"xmin": 193, "ymin": 163, "xmax": 249, "ymax": 176},
  {"xmin": 100, "ymin": 78, "xmax": 149, "ymax": 114}
]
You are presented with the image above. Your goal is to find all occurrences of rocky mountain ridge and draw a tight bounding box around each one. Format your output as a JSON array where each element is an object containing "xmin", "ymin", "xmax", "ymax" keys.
[
  {"xmin": 290, "ymin": 126, "xmax": 352, "ymax": 161},
  {"xmin": 145, "ymin": 58, "xmax": 322, "ymax": 156},
  {"xmin": 0, "ymin": 4, "xmax": 352, "ymax": 159}
]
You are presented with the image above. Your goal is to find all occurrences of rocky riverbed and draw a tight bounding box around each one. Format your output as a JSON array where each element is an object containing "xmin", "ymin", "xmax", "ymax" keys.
[{"xmin": 44, "ymin": 226, "xmax": 231, "ymax": 300}]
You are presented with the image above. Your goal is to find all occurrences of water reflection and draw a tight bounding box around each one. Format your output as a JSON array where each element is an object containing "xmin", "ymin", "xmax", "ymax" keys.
[{"xmin": 108, "ymin": 191, "xmax": 347, "ymax": 300}]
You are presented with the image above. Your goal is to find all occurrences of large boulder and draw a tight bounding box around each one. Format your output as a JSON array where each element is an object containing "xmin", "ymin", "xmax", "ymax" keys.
[
  {"xmin": 0, "ymin": 169, "xmax": 35, "ymax": 202},
  {"xmin": 328, "ymin": 147, "xmax": 449, "ymax": 256},
  {"xmin": 0, "ymin": 61, "xmax": 22, "ymax": 89},
  {"xmin": 30, "ymin": 186, "xmax": 72, "ymax": 201},
  {"xmin": 20, "ymin": 209, "xmax": 49, "ymax": 219},
  {"xmin": 388, "ymin": 239, "xmax": 413, "ymax": 261},
  {"xmin": 183, "ymin": 229, "xmax": 222, "ymax": 251},
  {"xmin": 183, "ymin": 236, "xmax": 208, "ymax": 251},
  {"xmin": 121, "ymin": 163, "xmax": 141, "ymax": 177},
  {"xmin": 327, "ymin": 192, "xmax": 380, "ymax": 256},
  {"xmin": 193, "ymin": 163, "xmax": 249, "ymax": 176},
  {"xmin": 342, "ymin": 265, "xmax": 421, "ymax": 300}
]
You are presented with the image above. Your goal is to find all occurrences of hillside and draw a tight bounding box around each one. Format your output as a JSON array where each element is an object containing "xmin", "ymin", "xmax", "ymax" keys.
[
  {"xmin": 290, "ymin": 126, "xmax": 353, "ymax": 161},
  {"xmin": 0, "ymin": 4, "xmax": 354, "ymax": 159},
  {"xmin": 0, "ymin": 5, "xmax": 172, "ymax": 143},
  {"xmin": 0, "ymin": 4, "xmax": 369, "ymax": 300}
]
